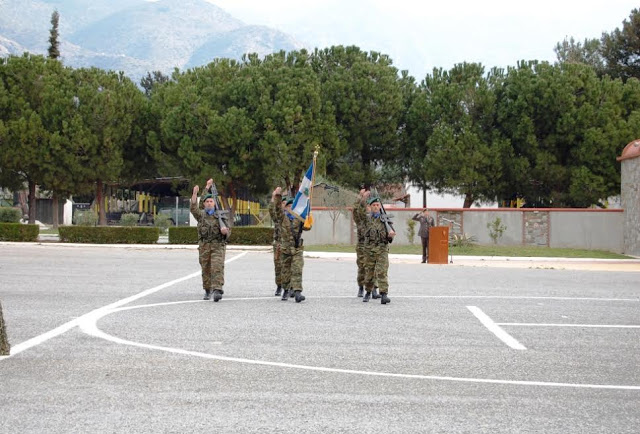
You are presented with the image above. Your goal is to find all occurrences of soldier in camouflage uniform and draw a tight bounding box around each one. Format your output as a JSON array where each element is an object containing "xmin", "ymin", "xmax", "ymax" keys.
[
  {"xmin": 353, "ymin": 189, "xmax": 395, "ymax": 304},
  {"xmin": 190, "ymin": 181, "xmax": 230, "ymax": 302},
  {"xmin": 353, "ymin": 203, "xmax": 379, "ymax": 299},
  {"xmin": 269, "ymin": 195, "xmax": 288, "ymax": 296},
  {"xmin": 270, "ymin": 187, "xmax": 309, "ymax": 303}
]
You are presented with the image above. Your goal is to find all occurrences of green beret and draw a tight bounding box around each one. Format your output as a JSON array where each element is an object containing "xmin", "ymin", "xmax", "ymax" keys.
[
  {"xmin": 367, "ymin": 197, "xmax": 380, "ymax": 205},
  {"xmin": 281, "ymin": 196, "xmax": 289, "ymax": 202},
  {"xmin": 203, "ymin": 194, "xmax": 214, "ymax": 201},
  {"xmin": 285, "ymin": 198, "xmax": 294, "ymax": 206}
]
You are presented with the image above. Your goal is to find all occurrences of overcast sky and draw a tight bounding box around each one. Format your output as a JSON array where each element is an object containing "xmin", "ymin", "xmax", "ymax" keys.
[{"xmin": 207, "ymin": 0, "xmax": 638, "ymax": 80}]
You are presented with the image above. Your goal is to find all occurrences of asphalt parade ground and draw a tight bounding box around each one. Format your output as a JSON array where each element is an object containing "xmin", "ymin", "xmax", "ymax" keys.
[{"xmin": 1, "ymin": 243, "xmax": 639, "ymax": 433}]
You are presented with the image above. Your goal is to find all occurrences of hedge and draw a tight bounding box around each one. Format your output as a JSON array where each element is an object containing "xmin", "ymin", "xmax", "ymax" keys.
[
  {"xmin": 0, "ymin": 223, "xmax": 39, "ymax": 241},
  {"xmin": 169, "ymin": 226, "xmax": 274, "ymax": 245},
  {"xmin": 0, "ymin": 207, "xmax": 21, "ymax": 223},
  {"xmin": 58, "ymin": 226, "xmax": 160, "ymax": 244}
]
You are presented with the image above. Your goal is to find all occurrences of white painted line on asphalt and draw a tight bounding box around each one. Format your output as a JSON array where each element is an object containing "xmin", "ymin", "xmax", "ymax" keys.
[
  {"xmin": 467, "ymin": 306, "xmax": 527, "ymax": 350},
  {"xmin": 76, "ymin": 299, "xmax": 640, "ymax": 390},
  {"xmin": 0, "ymin": 251, "xmax": 247, "ymax": 360},
  {"xmin": 498, "ymin": 323, "xmax": 640, "ymax": 328},
  {"xmin": 394, "ymin": 296, "xmax": 639, "ymax": 302}
]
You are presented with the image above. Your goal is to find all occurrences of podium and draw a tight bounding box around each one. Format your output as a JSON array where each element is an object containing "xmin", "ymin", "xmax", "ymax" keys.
[{"xmin": 428, "ymin": 226, "xmax": 449, "ymax": 264}]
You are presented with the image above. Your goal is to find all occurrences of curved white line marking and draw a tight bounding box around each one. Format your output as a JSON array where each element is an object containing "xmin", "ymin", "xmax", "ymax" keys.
[
  {"xmin": 77, "ymin": 298, "xmax": 640, "ymax": 391},
  {"xmin": 1, "ymin": 252, "xmax": 248, "ymax": 359}
]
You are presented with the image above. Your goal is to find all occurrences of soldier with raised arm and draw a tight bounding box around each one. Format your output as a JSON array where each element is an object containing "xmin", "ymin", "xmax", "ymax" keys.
[{"xmin": 190, "ymin": 180, "xmax": 230, "ymax": 302}]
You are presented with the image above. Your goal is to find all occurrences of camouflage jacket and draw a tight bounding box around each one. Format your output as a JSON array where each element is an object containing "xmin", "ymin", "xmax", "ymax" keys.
[
  {"xmin": 271, "ymin": 194, "xmax": 309, "ymax": 251},
  {"xmin": 353, "ymin": 200, "xmax": 389, "ymax": 246},
  {"xmin": 190, "ymin": 200, "xmax": 229, "ymax": 244}
]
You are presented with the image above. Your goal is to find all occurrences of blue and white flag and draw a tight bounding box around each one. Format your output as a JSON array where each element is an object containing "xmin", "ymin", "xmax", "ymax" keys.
[{"xmin": 291, "ymin": 161, "xmax": 314, "ymax": 221}]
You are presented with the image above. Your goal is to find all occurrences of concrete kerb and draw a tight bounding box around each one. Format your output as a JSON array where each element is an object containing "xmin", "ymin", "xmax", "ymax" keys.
[{"xmin": 3, "ymin": 241, "xmax": 640, "ymax": 271}]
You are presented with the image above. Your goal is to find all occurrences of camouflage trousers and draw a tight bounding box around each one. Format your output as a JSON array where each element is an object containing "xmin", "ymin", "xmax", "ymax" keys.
[
  {"xmin": 281, "ymin": 246, "xmax": 304, "ymax": 291},
  {"xmin": 364, "ymin": 243, "xmax": 389, "ymax": 293},
  {"xmin": 273, "ymin": 241, "xmax": 283, "ymax": 286},
  {"xmin": 198, "ymin": 241, "xmax": 226, "ymax": 291},
  {"xmin": 356, "ymin": 243, "xmax": 366, "ymax": 286}
]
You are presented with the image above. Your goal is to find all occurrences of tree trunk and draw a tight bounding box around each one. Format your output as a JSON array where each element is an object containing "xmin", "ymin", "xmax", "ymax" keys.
[
  {"xmin": 28, "ymin": 180, "xmax": 36, "ymax": 224},
  {"xmin": 463, "ymin": 192, "xmax": 474, "ymax": 208},
  {"xmin": 52, "ymin": 193, "xmax": 59, "ymax": 229},
  {"xmin": 0, "ymin": 301, "xmax": 9, "ymax": 356},
  {"xmin": 97, "ymin": 179, "xmax": 106, "ymax": 226}
]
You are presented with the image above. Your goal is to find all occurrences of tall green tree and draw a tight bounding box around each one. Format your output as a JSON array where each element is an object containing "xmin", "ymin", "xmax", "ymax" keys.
[
  {"xmin": 495, "ymin": 61, "xmax": 640, "ymax": 207},
  {"xmin": 48, "ymin": 10, "xmax": 60, "ymax": 60},
  {"xmin": 71, "ymin": 67, "xmax": 146, "ymax": 225},
  {"xmin": 601, "ymin": 8, "xmax": 640, "ymax": 81},
  {"xmin": 405, "ymin": 63, "xmax": 508, "ymax": 207},
  {"xmin": 555, "ymin": 36, "xmax": 604, "ymax": 73},
  {"xmin": 311, "ymin": 45, "xmax": 405, "ymax": 188},
  {"xmin": 0, "ymin": 54, "xmax": 51, "ymax": 223}
]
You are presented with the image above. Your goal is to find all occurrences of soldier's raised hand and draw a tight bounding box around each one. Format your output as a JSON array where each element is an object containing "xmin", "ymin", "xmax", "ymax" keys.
[
  {"xmin": 273, "ymin": 186, "xmax": 282, "ymax": 196},
  {"xmin": 206, "ymin": 178, "xmax": 213, "ymax": 189},
  {"xmin": 193, "ymin": 185, "xmax": 199, "ymax": 195}
]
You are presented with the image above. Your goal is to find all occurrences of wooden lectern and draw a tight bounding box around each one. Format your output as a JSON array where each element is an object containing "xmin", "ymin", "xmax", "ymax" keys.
[{"xmin": 428, "ymin": 226, "xmax": 449, "ymax": 264}]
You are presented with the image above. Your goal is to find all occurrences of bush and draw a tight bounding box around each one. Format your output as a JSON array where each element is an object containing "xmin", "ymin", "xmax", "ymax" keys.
[
  {"xmin": 0, "ymin": 223, "xmax": 39, "ymax": 241},
  {"xmin": 487, "ymin": 217, "xmax": 507, "ymax": 244},
  {"xmin": 169, "ymin": 226, "xmax": 274, "ymax": 245},
  {"xmin": 449, "ymin": 233, "xmax": 477, "ymax": 248},
  {"xmin": 153, "ymin": 213, "xmax": 172, "ymax": 234},
  {"xmin": 119, "ymin": 213, "xmax": 140, "ymax": 227},
  {"xmin": 59, "ymin": 226, "xmax": 159, "ymax": 244},
  {"xmin": 0, "ymin": 207, "xmax": 22, "ymax": 223},
  {"xmin": 75, "ymin": 210, "xmax": 98, "ymax": 226}
]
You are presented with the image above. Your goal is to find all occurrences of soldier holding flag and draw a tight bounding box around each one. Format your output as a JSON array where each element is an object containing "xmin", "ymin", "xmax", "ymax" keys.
[{"xmin": 269, "ymin": 151, "xmax": 317, "ymax": 303}]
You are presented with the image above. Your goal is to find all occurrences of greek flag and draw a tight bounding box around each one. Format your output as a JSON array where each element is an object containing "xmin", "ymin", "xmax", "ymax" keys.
[{"xmin": 291, "ymin": 161, "xmax": 314, "ymax": 221}]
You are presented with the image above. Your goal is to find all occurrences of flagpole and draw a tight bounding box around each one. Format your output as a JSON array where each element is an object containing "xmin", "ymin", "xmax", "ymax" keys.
[{"xmin": 309, "ymin": 145, "xmax": 319, "ymax": 210}]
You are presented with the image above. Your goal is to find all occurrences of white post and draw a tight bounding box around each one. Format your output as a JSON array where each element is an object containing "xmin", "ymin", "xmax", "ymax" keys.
[
  {"xmin": 175, "ymin": 196, "xmax": 179, "ymax": 226},
  {"xmin": 63, "ymin": 198, "xmax": 73, "ymax": 225}
]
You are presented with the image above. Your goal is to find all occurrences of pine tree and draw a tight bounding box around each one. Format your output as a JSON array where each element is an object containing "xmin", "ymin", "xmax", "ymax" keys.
[{"xmin": 48, "ymin": 10, "xmax": 60, "ymax": 60}]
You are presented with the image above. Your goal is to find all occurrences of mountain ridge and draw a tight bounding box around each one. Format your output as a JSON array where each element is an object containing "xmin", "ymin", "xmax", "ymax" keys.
[{"xmin": 0, "ymin": 0, "xmax": 305, "ymax": 82}]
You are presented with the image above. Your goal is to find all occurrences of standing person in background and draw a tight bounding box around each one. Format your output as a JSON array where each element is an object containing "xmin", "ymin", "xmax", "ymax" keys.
[
  {"xmin": 412, "ymin": 208, "xmax": 435, "ymax": 263},
  {"xmin": 191, "ymin": 182, "xmax": 230, "ymax": 302}
]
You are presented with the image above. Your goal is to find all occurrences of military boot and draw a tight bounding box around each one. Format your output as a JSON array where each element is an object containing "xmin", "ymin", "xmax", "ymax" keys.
[
  {"xmin": 275, "ymin": 285, "xmax": 282, "ymax": 296},
  {"xmin": 357, "ymin": 285, "xmax": 364, "ymax": 297},
  {"xmin": 281, "ymin": 289, "xmax": 289, "ymax": 301},
  {"xmin": 363, "ymin": 291, "xmax": 371, "ymax": 302},
  {"xmin": 289, "ymin": 289, "xmax": 295, "ymax": 298},
  {"xmin": 294, "ymin": 290, "xmax": 305, "ymax": 303},
  {"xmin": 203, "ymin": 290, "xmax": 211, "ymax": 301},
  {"xmin": 380, "ymin": 293, "xmax": 390, "ymax": 304},
  {"xmin": 213, "ymin": 290, "xmax": 223, "ymax": 302},
  {"xmin": 372, "ymin": 287, "xmax": 380, "ymax": 299}
]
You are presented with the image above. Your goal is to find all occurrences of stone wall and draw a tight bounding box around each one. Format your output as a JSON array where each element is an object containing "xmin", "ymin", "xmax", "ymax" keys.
[{"xmin": 621, "ymin": 157, "xmax": 640, "ymax": 256}]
